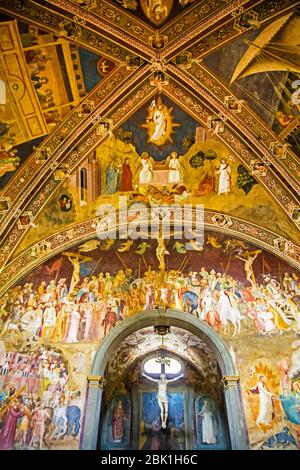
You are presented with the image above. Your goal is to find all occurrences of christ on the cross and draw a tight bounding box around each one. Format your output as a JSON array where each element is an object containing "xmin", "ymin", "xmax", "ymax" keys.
[{"xmin": 142, "ymin": 372, "xmax": 184, "ymax": 429}]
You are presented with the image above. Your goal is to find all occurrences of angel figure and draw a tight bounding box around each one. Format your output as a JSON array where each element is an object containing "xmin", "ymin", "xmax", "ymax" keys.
[
  {"xmin": 166, "ymin": 152, "xmax": 184, "ymax": 184},
  {"xmin": 143, "ymin": 99, "xmax": 169, "ymax": 146},
  {"xmin": 138, "ymin": 152, "xmax": 154, "ymax": 184}
]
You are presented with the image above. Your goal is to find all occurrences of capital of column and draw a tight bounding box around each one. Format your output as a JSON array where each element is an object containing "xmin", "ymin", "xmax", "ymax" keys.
[
  {"xmin": 87, "ymin": 375, "xmax": 106, "ymax": 388},
  {"xmin": 221, "ymin": 375, "xmax": 240, "ymax": 390}
]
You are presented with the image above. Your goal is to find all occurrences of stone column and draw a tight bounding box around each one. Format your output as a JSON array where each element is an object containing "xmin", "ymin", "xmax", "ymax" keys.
[
  {"xmin": 221, "ymin": 375, "xmax": 248, "ymax": 450},
  {"xmin": 81, "ymin": 375, "xmax": 106, "ymax": 450}
]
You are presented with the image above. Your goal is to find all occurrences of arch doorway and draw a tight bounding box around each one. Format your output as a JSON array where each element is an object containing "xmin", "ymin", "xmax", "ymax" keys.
[{"xmin": 81, "ymin": 310, "xmax": 249, "ymax": 450}]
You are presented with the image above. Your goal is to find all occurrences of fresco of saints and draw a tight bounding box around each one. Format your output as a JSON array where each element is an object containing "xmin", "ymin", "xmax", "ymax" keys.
[
  {"xmin": 198, "ymin": 399, "xmax": 218, "ymax": 445},
  {"xmin": 0, "ymin": 400, "xmax": 24, "ymax": 450},
  {"xmin": 217, "ymin": 159, "xmax": 231, "ymax": 195},
  {"xmin": 249, "ymin": 375, "xmax": 275, "ymax": 427},
  {"xmin": 112, "ymin": 400, "xmax": 126, "ymax": 442},
  {"xmin": 280, "ymin": 382, "xmax": 300, "ymax": 426},
  {"xmin": 105, "ymin": 161, "xmax": 120, "ymax": 194},
  {"xmin": 142, "ymin": 418, "xmax": 161, "ymax": 450},
  {"xmin": 29, "ymin": 402, "xmax": 52, "ymax": 449},
  {"xmin": 119, "ymin": 158, "xmax": 133, "ymax": 192},
  {"xmin": 64, "ymin": 307, "xmax": 81, "ymax": 343},
  {"xmin": 167, "ymin": 152, "xmax": 182, "ymax": 184}
]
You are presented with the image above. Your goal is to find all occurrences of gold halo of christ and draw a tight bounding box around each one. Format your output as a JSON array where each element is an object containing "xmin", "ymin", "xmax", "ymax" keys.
[{"xmin": 141, "ymin": 97, "xmax": 180, "ymax": 147}]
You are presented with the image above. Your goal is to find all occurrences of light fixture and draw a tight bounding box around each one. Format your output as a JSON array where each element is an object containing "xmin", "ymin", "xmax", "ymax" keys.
[
  {"xmin": 156, "ymin": 300, "xmax": 168, "ymax": 317},
  {"xmin": 154, "ymin": 325, "xmax": 170, "ymax": 336}
]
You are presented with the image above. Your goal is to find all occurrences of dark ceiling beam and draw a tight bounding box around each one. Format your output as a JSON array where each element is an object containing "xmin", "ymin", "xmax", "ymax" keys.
[
  {"xmin": 1, "ymin": 0, "xmax": 298, "ymax": 65},
  {"xmin": 160, "ymin": 0, "xmax": 266, "ymax": 59},
  {"xmin": 44, "ymin": 0, "xmax": 267, "ymax": 61},
  {"xmin": 48, "ymin": 0, "xmax": 156, "ymax": 40}
]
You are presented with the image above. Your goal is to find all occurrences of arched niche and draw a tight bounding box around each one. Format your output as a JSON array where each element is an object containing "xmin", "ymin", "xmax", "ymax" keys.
[{"xmin": 81, "ymin": 309, "xmax": 249, "ymax": 450}]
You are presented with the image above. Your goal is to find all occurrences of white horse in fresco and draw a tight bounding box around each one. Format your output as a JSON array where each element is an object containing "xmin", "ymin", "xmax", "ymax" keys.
[
  {"xmin": 217, "ymin": 291, "xmax": 244, "ymax": 336},
  {"xmin": 225, "ymin": 303, "xmax": 244, "ymax": 336}
]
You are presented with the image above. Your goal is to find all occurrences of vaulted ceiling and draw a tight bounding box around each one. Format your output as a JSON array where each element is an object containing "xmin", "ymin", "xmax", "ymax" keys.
[{"xmin": 0, "ymin": 0, "xmax": 299, "ymax": 295}]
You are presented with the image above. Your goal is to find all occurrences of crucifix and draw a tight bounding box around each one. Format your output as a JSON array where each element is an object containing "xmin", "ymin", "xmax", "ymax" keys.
[
  {"xmin": 235, "ymin": 249, "xmax": 261, "ymax": 287},
  {"xmin": 155, "ymin": 212, "xmax": 170, "ymax": 286},
  {"xmin": 62, "ymin": 251, "xmax": 92, "ymax": 297},
  {"xmin": 142, "ymin": 350, "xmax": 184, "ymax": 430},
  {"xmin": 155, "ymin": 349, "xmax": 170, "ymax": 373}
]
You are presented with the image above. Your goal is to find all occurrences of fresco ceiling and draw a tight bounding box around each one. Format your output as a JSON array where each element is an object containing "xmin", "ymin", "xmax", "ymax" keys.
[
  {"xmin": 0, "ymin": 0, "xmax": 299, "ymax": 282},
  {"xmin": 1, "ymin": 1, "xmax": 300, "ymax": 453}
]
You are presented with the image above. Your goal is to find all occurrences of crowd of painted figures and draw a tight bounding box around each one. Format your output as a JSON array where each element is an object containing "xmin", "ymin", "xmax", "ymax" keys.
[
  {"xmin": 0, "ymin": 346, "xmax": 82, "ymax": 450},
  {"xmin": 0, "ymin": 267, "xmax": 300, "ymax": 344}
]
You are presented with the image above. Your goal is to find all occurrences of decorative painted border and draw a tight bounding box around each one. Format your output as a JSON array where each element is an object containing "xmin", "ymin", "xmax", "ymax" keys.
[{"xmin": 0, "ymin": 209, "xmax": 299, "ymax": 298}]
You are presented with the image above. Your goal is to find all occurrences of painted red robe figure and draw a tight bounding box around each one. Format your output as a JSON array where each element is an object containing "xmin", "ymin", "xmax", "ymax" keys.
[
  {"xmin": 205, "ymin": 310, "xmax": 221, "ymax": 331},
  {"xmin": 112, "ymin": 400, "xmax": 126, "ymax": 442},
  {"xmin": 195, "ymin": 174, "xmax": 214, "ymax": 196},
  {"xmin": 101, "ymin": 307, "xmax": 117, "ymax": 336},
  {"xmin": 119, "ymin": 158, "xmax": 133, "ymax": 192},
  {"xmin": 0, "ymin": 402, "xmax": 24, "ymax": 450}
]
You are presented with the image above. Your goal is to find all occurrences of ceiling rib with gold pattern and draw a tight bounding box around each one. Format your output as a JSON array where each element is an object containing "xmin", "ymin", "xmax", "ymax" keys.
[{"xmin": 1, "ymin": 0, "xmax": 298, "ymax": 57}]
